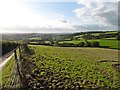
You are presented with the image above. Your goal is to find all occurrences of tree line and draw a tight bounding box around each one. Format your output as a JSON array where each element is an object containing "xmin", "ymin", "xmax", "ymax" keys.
[
  {"xmin": 28, "ymin": 40, "xmax": 100, "ymax": 47},
  {"xmin": 1, "ymin": 41, "xmax": 19, "ymax": 56}
]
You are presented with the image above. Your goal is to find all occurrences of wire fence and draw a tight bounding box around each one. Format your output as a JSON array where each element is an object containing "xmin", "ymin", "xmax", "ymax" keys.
[
  {"xmin": 1, "ymin": 45, "xmax": 23, "ymax": 89},
  {"xmin": 1, "ymin": 44, "xmax": 39, "ymax": 89}
]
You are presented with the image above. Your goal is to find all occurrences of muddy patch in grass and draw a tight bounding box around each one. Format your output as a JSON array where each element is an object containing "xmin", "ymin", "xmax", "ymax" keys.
[
  {"xmin": 98, "ymin": 60, "xmax": 119, "ymax": 63},
  {"xmin": 112, "ymin": 64, "xmax": 120, "ymax": 72}
]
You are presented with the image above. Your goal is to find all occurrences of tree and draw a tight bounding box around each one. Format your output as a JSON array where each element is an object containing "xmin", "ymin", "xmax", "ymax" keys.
[
  {"xmin": 116, "ymin": 34, "xmax": 120, "ymax": 40},
  {"xmin": 78, "ymin": 42, "xmax": 85, "ymax": 47},
  {"xmin": 85, "ymin": 42, "xmax": 91, "ymax": 47},
  {"xmin": 50, "ymin": 40, "xmax": 54, "ymax": 45},
  {"xmin": 91, "ymin": 41, "xmax": 100, "ymax": 47},
  {"xmin": 54, "ymin": 41, "xmax": 59, "ymax": 46},
  {"xmin": 82, "ymin": 33, "xmax": 94, "ymax": 40}
]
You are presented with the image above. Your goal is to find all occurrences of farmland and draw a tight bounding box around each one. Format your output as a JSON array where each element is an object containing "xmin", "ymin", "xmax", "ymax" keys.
[
  {"xmin": 26, "ymin": 45, "xmax": 119, "ymax": 89},
  {"xmin": 1, "ymin": 31, "xmax": 120, "ymax": 89},
  {"xmin": 60, "ymin": 38, "xmax": 120, "ymax": 49},
  {"xmin": 88, "ymin": 39, "xmax": 120, "ymax": 49},
  {"xmin": 27, "ymin": 31, "xmax": 120, "ymax": 49}
]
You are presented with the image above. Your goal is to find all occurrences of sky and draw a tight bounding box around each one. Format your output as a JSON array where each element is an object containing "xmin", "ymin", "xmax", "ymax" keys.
[{"xmin": 0, "ymin": 0, "xmax": 119, "ymax": 33}]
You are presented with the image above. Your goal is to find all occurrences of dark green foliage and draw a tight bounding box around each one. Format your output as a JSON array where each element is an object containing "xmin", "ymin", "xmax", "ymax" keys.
[
  {"xmin": 78, "ymin": 42, "xmax": 85, "ymax": 47},
  {"xmin": 1, "ymin": 41, "xmax": 19, "ymax": 56},
  {"xmin": 82, "ymin": 34, "xmax": 94, "ymax": 40},
  {"xmin": 28, "ymin": 41, "xmax": 53, "ymax": 46},
  {"xmin": 54, "ymin": 41, "xmax": 59, "ymax": 46},
  {"xmin": 57, "ymin": 43, "xmax": 74, "ymax": 47},
  {"xmin": 50, "ymin": 40, "xmax": 54, "ymax": 45},
  {"xmin": 116, "ymin": 34, "xmax": 120, "ymax": 40},
  {"xmin": 86, "ymin": 42, "xmax": 91, "ymax": 47},
  {"xmin": 90, "ymin": 41, "xmax": 100, "ymax": 47}
]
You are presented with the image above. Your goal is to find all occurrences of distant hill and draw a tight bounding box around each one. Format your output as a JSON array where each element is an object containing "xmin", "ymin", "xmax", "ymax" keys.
[{"xmin": 1, "ymin": 31, "xmax": 119, "ymax": 41}]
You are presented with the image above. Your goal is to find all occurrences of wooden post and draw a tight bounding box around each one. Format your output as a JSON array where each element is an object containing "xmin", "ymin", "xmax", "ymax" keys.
[
  {"xmin": 14, "ymin": 49, "xmax": 18, "ymax": 74},
  {"xmin": 14, "ymin": 50, "xmax": 17, "ymax": 61},
  {"xmin": 18, "ymin": 46, "xmax": 22, "ymax": 60},
  {"xmin": 14, "ymin": 49, "xmax": 21, "ymax": 77}
]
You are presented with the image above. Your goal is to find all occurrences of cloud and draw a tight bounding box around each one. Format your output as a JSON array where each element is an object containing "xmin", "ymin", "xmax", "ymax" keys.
[
  {"xmin": 1, "ymin": 18, "xmax": 75, "ymax": 33},
  {"xmin": 74, "ymin": 24, "xmax": 118, "ymax": 31},
  {"xmin": 0, "ymin": 0, "xmax": 49, "ymax": 27},
  {"xmin": 0, "ymin": 0, "xmax": 75, "ymax": 33},
  {"xmin": 74, "ymin": 0, "xmax": 118, "ymax": 26},
  {"xmin": 0, "ymin": 0, "xmax": 118, "ymax": 33},
  {"xmin": 1, "ymin": 21, "xmax": 76, "ymax": 33},
  {"xmin": 59, "ymin": 19, "xmax": 68, "ymax": 23}
]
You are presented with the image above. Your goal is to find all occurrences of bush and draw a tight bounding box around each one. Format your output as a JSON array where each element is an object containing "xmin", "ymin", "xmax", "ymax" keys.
[
  {"xmin": 78, "ymin": 42, "xmax": 85, "ymax": 47},
  {"xmin": 57, "ymin": 43, "xmax": 74, "ymax": 47},
  {"xmin": 54, "ymin": 41, "xmax": 59, "ymax": 46},
  {"xmin": 85, "ymin": 42, "xmax": 91, "ymax": 47},
  {"xmin": 50, "ymin": 41, "xmax": 54, "ymax": 45},
  {"xmin": 2, "ymin": 41, "xmax": 19, "ymax": 56},
  {"xmin": 116, "ymin": 34, "xmax": 120, "ymax": 40},
  {"xmin": 90, "ymin": 41, "xmax": 100, "ymax": 47}
]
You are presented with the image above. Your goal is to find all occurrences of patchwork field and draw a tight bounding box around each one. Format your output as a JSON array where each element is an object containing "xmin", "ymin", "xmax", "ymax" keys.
[{"xmin": 27, "ymin": 45, "xmax": 119, "ymax": 88}]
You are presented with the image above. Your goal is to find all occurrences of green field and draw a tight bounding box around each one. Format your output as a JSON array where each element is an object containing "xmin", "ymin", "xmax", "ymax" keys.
[
  {"xmin": 1, "ymin": 31, "xmax": 119, "ymax": 89},
  {"xmin": 88, "ymin": 39, "xmax": 120, "ymax": 49},
  {"xmin": 59, "ymin": 39, "xmax": 85, "ymax": 44},
  {"xmin": 60, "ymin": 38, "xmax": 120, "ymax": 49},
  {"xmin": 28, "ymin": 45, "xmax": 119, "ymax": 88}
]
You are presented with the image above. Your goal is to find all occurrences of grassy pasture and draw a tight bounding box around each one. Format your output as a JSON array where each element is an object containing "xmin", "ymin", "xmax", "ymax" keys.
[
  {"xmin": 59, "ymin": 38, "xmax": 120, "ymax": 49},
  {"xmin": 88, "ymin": 39, "xmax": 120, "ymax": 49},
  {"xmin": 59, "ymin": 39, "xmax": 85, "ymax": 44},
  {"xmin": 29, "ymin": 45, "xmax": 119, "ymax": 88}
]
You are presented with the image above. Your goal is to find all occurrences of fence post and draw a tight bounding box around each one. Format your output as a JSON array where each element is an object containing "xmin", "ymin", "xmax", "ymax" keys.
[
  {"xmin": 14, "ymin": 50, "xmax": 17, "ymax": 61},
  {"xmin": 14, "ymin": 49, "xmax": 18, "ymax": 74},
  {"xmin": 14, "ymin": 49, "xmax": 21, "ymax": 77},
  {"xmin": 18, "ymin": 46, "xmax": 22, "ymax": 60}
]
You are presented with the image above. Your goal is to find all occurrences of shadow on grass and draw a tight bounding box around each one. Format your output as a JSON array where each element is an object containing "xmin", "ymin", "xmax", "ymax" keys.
[{"xmin": 112, "ymin": 64, "xmax": 120, "ymax": 73}]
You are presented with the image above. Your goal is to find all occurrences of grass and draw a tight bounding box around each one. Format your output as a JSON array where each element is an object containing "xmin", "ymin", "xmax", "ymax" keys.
[
  {"xmin": 29, "ymin": 45, "xmax": 119, "ymax": 88},
  {"xmin": 59, "ymin": 39, "xmax": 85, "ymax": 44},
  {"xmin": 105, "ymin": 31, "xmax": 118, "ymax": 34},
  {"xmin": 29, "ymin": 37, "xmax": 41, "ymax": 40},
  {"xmin": 88, "ymin": 39, "xmax": 120, "ymax": 49},
  {"xmin": 1, "ymin": 56, "xmax": 15, "ymax": 86},
  {"xmin": 1, "ymin": 49, "xmax": 21, "ymax": 87},
  {"xmin": 59, "ymin": 38, "xmax": 120, "ymax": 49},
  {"xmin": 103, "ymin": 37, "xmax": 117, "ymax": 40},
  {"xmin": 91, "ymin": 33, "xmax": 101, "ymax": 36}
]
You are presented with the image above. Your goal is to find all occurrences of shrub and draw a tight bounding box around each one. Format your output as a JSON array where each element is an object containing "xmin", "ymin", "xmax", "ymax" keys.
[
  {"xmin": 50, "ymin": 41, "xmax": 54, "ymax": 45},
  {"xmin": 85, "ymin": 42, "xmax": 91, "ymax": 47},
  {"xmin": 54, "ymin": 41, "xmax": 59, "ymax": 46},
  {"xmin": 2, "ymin": 41, "xmax": 19, "ymax": 56},
  {"xmin": 78, "ymin": 42, "xmax": 85, "ymax": 47},
  {"xmin": 57, "ymin": 43, "xmax": 74, "ymax": 47},
  {"xmin": 90, "ymin": 41, "xmax": 100, "ymax": 47},
  {"xmin": 116, "ymin": 34, "xmax": 120, "ymax": 40}
]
